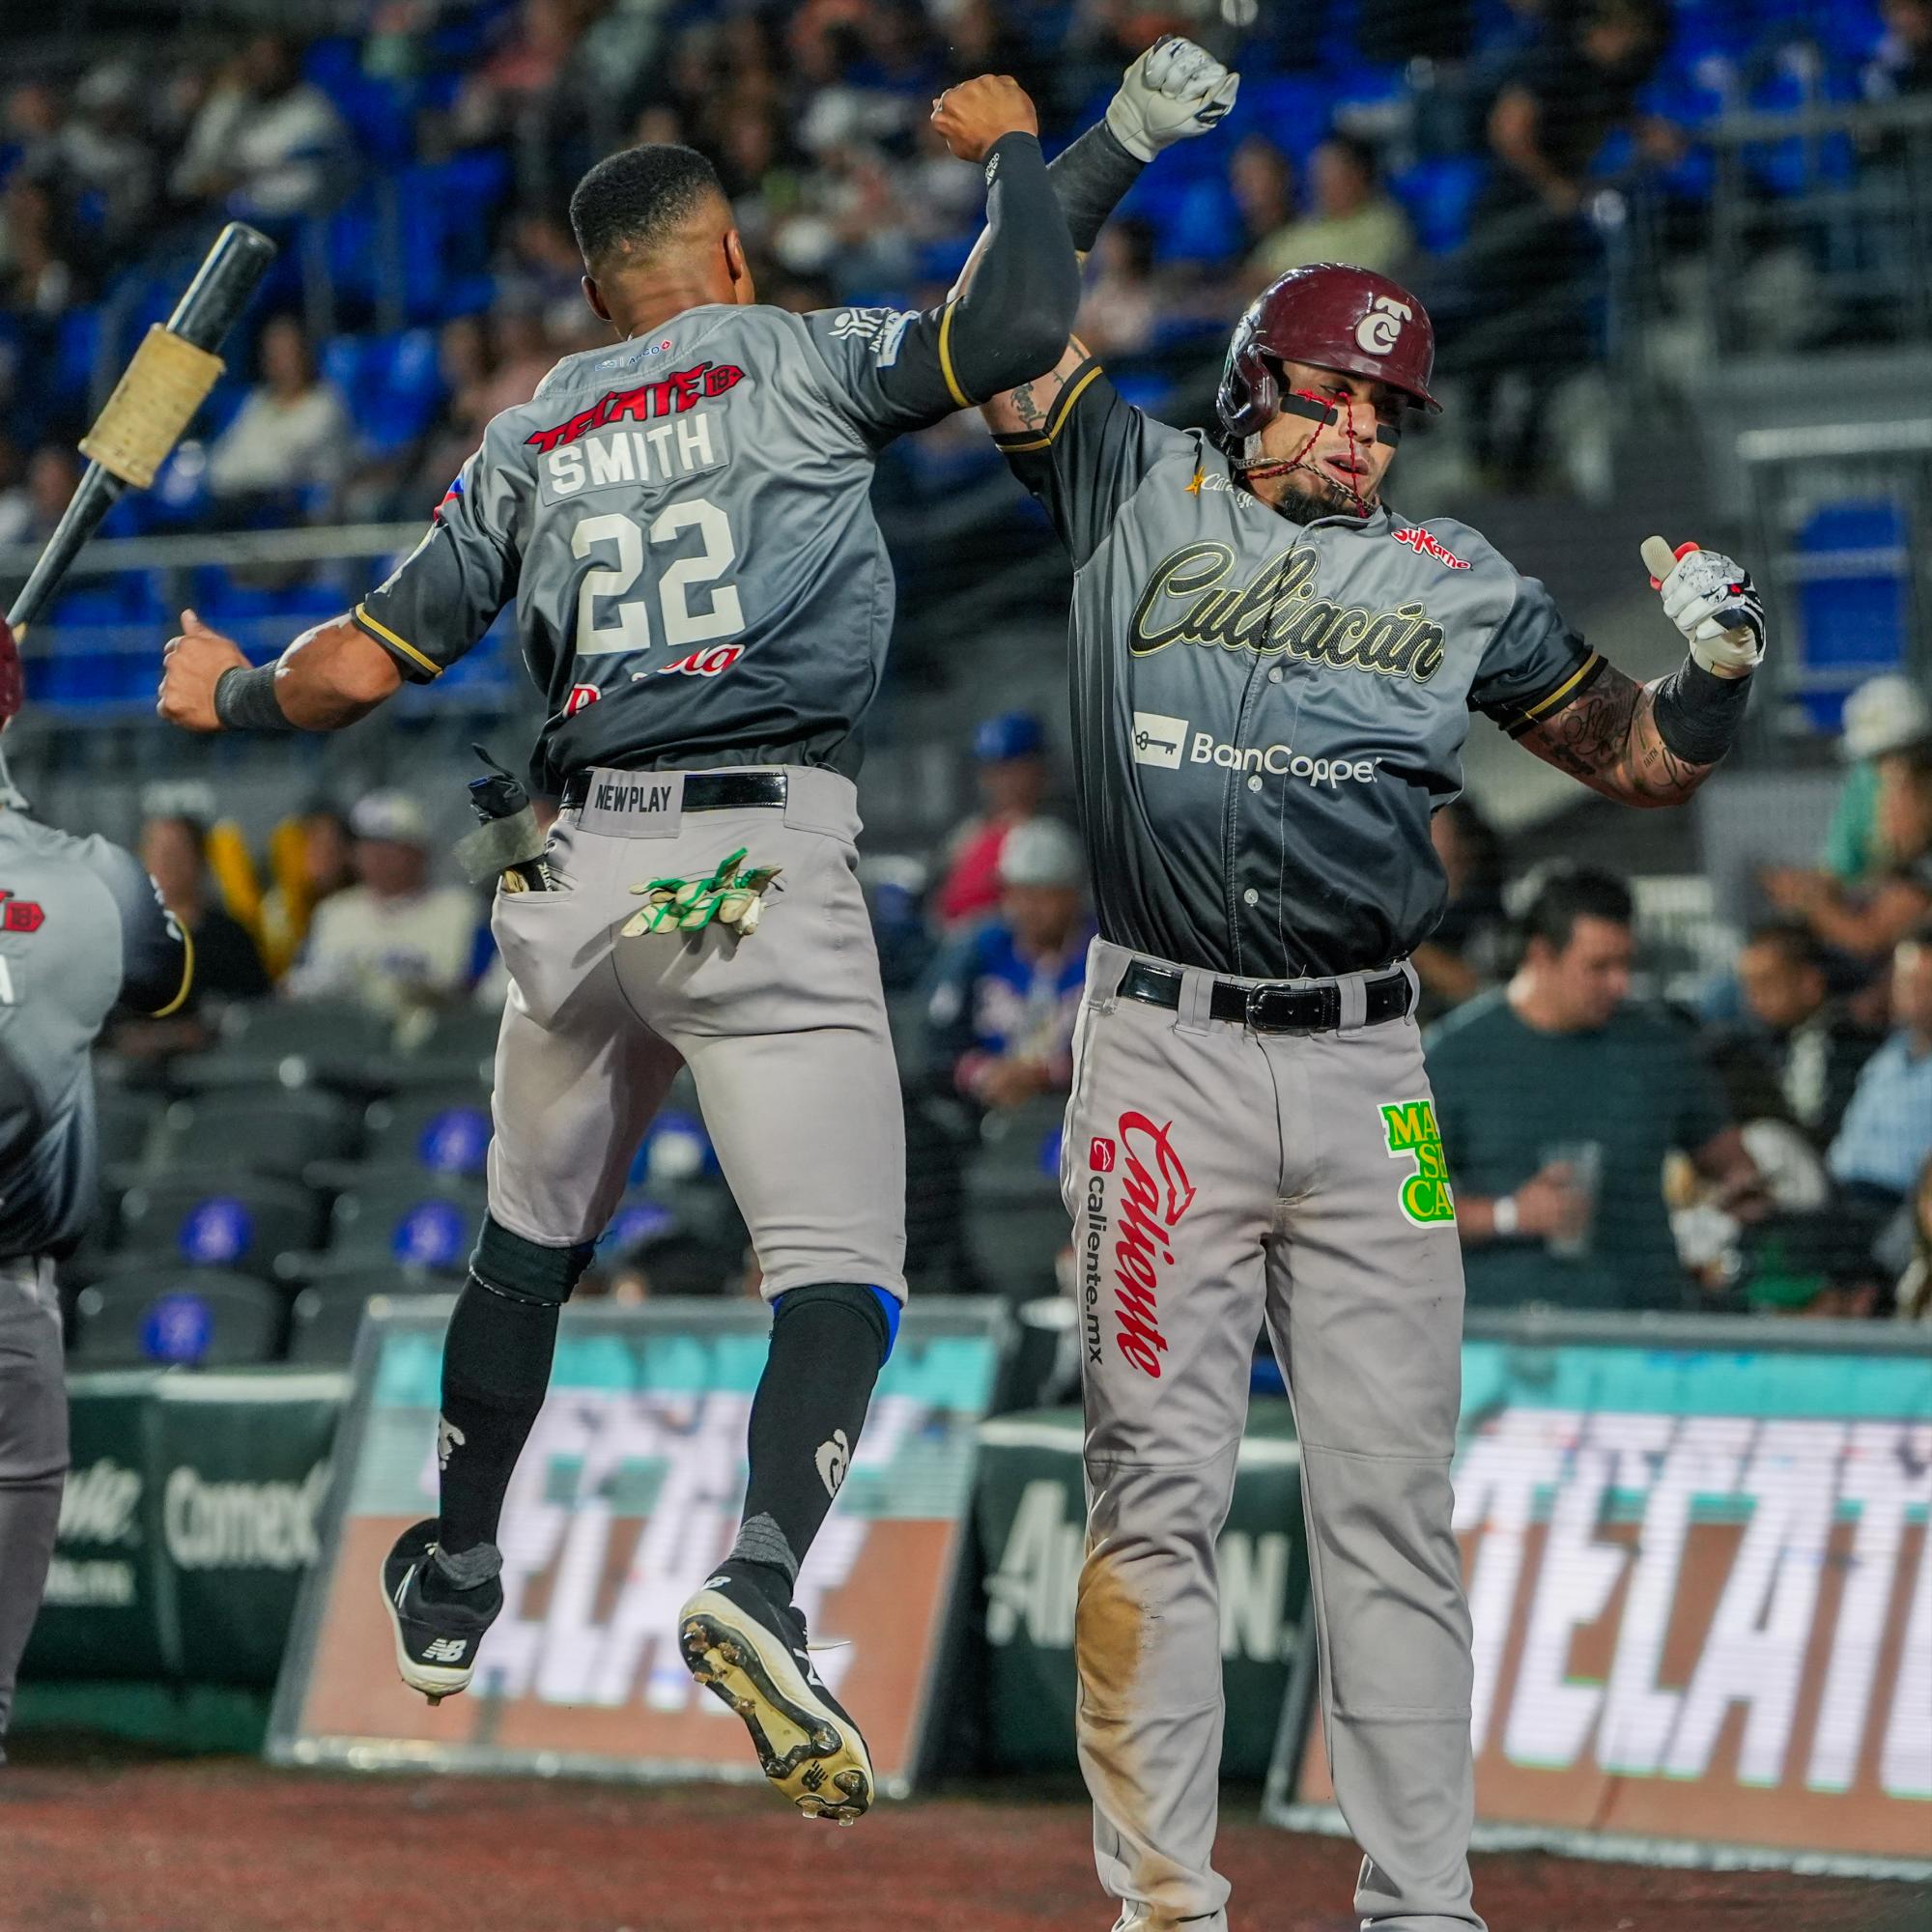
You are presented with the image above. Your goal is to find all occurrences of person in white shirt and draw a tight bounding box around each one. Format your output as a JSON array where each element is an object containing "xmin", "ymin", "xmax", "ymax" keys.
[
  {"xmin": 285, "ymin": 792, "xmax": 479, "ymax": 1017},
  {"xmin": 206, "ymin": 314, "xmax": 352, "ymax": 514},
  {"xmin": 169, "ymin": 34, "xmax": 346, "ymax": 221}
]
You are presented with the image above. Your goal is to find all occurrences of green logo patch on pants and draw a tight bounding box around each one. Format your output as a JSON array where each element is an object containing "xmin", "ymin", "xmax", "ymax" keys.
[{"xmin": 1380, "ymin": 1099, "xmax": 1456, "ymax": 1226}]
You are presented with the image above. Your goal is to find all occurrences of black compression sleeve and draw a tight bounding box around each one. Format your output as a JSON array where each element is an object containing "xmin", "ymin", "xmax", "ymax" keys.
[
  {"xmin": 944, "ymin": 132, "xmax": 1082, "ymax": 403},
  {"xmin": 1652, "ymin": 657, "xmax": 1752, "ymax": 766},
  {"xmin": 1047, "ymin": 121, "xmax": 1146, "ymax": 253}
]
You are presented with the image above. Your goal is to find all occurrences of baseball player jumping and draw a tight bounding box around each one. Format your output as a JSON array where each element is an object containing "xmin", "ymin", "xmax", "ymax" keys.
[
  {"xmin": 156, "ymin": 77, "xmax": 1079, "ymax": 1822},
  {"xmin": 978, "ymin": 39, "xmax": 1766, "ymax": 1930}
]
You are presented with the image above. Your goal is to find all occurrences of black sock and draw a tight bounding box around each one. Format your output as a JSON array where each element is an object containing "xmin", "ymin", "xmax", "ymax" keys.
[
  {"xmin": 726, "ymin": 1284, "xmax": 891, "ymax": 1597},
  {"xmin": 436, "ymin": 1273, "xmax": 559, "ymax": 1557}
]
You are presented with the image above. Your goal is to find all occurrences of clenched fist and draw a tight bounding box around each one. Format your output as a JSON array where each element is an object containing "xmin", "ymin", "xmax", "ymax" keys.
[
  {"xmin": 157, "ymin": 609, "xmax": 249, "ymax": 732},
  {"xmin": 931, "ymin": 75, "xmax": 1038, "ymax": 163}
]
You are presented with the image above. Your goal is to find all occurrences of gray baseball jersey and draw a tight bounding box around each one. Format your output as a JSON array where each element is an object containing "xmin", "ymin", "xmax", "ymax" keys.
[
  {"xmin": 996, "ymin": 360, "xmax": 1602, "ymax": 978},
  {"xmin": 354, "ymin": 301, "xmax": 1003, "ymax": 795},
  {"xmin": 0, "ymin": 810, "xmax": 189, "ymax": 1260}
]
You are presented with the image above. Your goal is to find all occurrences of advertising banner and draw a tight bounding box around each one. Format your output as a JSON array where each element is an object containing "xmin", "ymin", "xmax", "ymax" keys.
[
  {"xmin": 974, "ymin": 1403, "xmax": 1307, "ymax": 1776},
  {"xmin": 24, "ymin": 1369, "xmax": 345, "ymax": 1687},
  {"xmin": 1267, "ymin": 1315, "xmax": 1932, "ymax": 1875},
  {"xmin": 269, "ymin": 1297, "xmax": 1009, "ymax": 1795}
]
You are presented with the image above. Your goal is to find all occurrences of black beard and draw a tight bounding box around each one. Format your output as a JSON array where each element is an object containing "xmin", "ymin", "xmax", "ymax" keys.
[{"xmin": 1270, "ymin": 468, "xmax": 1375, "ymax": 526}]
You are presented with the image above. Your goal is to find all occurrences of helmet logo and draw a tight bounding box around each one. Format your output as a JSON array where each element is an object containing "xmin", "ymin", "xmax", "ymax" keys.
[{"xmin": 1355, "ymin": 296, "xmax": 1412, "ymax": 355}]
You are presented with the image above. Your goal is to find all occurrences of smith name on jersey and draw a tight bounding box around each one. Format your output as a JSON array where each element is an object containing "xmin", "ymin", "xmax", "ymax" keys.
[{"xmin": 996, "ymin": 359, "xmax": 1605, "ymax": 981}]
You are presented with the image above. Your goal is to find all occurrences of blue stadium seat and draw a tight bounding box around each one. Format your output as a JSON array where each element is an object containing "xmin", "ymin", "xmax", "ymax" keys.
[
  {"xmin": 1791, "ymin": 498, "xmax": 1909, "ymax": 732},
  {"xmin": 1389, "ymin": 156, "xmax": 1490, "ymax": 256},
  {"xmin": 71, "ymin": 1268, "xmax": 284, "ymax": 1368}
]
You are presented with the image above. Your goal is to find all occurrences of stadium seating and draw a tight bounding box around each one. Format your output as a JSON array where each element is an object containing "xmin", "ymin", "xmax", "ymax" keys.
[
  {"xmin": 114, "ymin": 1175, "xmax": 325, "ymax": 1273},
  {"xmin": 314, "ymin": 1174, "xmax": 486, "ymax": 1274},
  {"xmin": 71, "ymin": 1268, "xmax": 284, "ymax": 1368},
  {"xmin": 148, "ymin": 1089, "xmax": 360, "ymax": 1182},
  {"xmin": 174, "ymin": 999, "xmax": 398, "ymax": 1094},
  {"xmin": 963, "ymin": 1099, "xmax": 1070, "ymax": 1301},
  {"xmin": 284, "ymin": 1264, "xmax": 447, "ymax": 1365}
]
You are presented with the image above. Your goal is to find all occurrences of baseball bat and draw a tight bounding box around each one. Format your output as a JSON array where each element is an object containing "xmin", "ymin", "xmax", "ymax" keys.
[{"xmin": 4, "ymin": 222, "xmax": 278, "ymax": 638}]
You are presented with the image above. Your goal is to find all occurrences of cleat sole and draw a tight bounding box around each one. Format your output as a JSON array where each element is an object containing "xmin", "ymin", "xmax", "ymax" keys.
[{"xmin": 676, "ymin": 1589, "xmax": 874, "ymax": 1824}]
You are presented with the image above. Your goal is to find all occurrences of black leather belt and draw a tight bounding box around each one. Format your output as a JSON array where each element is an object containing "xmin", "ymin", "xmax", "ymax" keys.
[
  {"xmin": 560, "ymin": 770, "xmax": 788, "ymax": 813},
  {"xmin": 1118, "ymin": 959, "xmax": 1412, "ymax": 1034}
]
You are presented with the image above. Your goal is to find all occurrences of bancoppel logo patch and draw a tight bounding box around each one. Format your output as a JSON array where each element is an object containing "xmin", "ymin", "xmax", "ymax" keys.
[
  {"xmin": 1131, "ymin": 711, "xmax": 1188, "ymax": 769},
  {"xmin": 1188, "ymin": 734, "xmax": 1381, "ymax": 787}
]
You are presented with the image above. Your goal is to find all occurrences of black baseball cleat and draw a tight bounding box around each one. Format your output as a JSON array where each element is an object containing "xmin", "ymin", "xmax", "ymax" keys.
[
  {"xmin": 380, "ymin": 1519, "xmax": 503, "ymax": 1705},
  {"xmin": 678, "ymin": 1563, "xmax": 874, "ymax": 1825}
]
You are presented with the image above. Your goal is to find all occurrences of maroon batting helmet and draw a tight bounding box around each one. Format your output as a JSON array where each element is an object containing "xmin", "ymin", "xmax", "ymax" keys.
[{"xmin": 1216, "ymin": 263, "xmax": 1440, "ymax": 447}]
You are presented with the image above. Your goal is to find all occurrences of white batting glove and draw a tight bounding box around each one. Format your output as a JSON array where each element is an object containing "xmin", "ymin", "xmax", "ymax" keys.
[
  {"xmin": 1105, "ymin": 36, "xmax": 1239, "ymax": 162},
  {"xmin": 1642, "ymin": 536, "xmax": 1767, "ymax": 679}
]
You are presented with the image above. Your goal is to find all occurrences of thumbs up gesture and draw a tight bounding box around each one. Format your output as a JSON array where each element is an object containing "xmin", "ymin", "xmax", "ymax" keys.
[{"xmin": 158, "ymin": 609, "xmax": 250, "ymax": 732}]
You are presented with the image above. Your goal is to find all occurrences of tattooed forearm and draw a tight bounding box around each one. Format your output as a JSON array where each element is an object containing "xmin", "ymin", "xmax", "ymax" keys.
[
  {"xmin": 1009, "ymin": 381, "xmax": 1047, "ymax": 431},
  {"xmin": 1520, "ymin": 661, "xmax": 1711, "ymax": 809}
]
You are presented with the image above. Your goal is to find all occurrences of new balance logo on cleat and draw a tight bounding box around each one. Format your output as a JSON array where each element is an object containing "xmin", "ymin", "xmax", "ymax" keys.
[{"xmin": 423, "ymin": 1636, "xmax": 469, "ymax": 1662}]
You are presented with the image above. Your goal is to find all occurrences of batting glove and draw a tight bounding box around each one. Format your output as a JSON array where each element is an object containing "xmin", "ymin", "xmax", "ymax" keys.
[
  {"xmin": 1105, "ymin": 36, "xmax": 1239, "ymax": 162},
  {"xmin": 1644, "ymin": 537, "xmax": 1766, "ymax": 678}
]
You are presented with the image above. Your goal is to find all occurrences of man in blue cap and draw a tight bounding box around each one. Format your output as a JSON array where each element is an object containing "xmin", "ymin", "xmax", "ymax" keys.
[{"xmin": 936, "ymin": 709, "xmax": 1051, "ymax": 929}]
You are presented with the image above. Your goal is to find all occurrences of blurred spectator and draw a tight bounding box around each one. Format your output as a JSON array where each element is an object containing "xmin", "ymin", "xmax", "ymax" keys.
[
  {"xmin": 1246, "ymin": 135, "xmax": 1414, "ymax": 288},
  {"xmin": 1453, "ymin": 0, "xmax": 1666, "ymax": 488},
  {"xmin": 285, "ymin": 792, "xmax": 478, "ymax": 1016},
  {"xmin": 207, "ymin": 315, "xmax": 352, "ymax": 519},
  {"xmin": 935, "ymin": 711, "xmax": 1052, "ymax": 931},
  {"xmin": 260, "ymin": 806, "xmax": 355, "ymax": 979},
  {"xmin": 136, "ymin": 812, "xmax": 271, "ymax": 1006},
  {"xmin": 0, "ymin": 171, "xmax": 86, "ymax": 318},
  {"xmin": 923, "ymin": 819, "xmax": 1092, "ymax": 1110},
  {"xmin": 0, "ymin": 435, "xmax": 28, "ymax": 546},
  {"xmin": 1412, "ymin": 799, "xmax": 1508, "ymax": 1017},
  {"xmin": 1231, "ymin": 135, "xmax": 1297, "ymax": 283},
  {"xmin": 0, "ymin": 447, "xmax": 78, "ymax": 615},
  {"xmin": 1739, "ymin": 1214, "xmax": 1889, "ymax": 1320},
  {"xmin": 471, "ymin": 301, "xmax": 557, "ymax": 421},
  {"xmin": 1896, "ymin": 1154, "xmax": 1932, "ymax": 1320},
  {"xmin": 1864, "ymin": 0, "xmax": 1932, "ymax": 101},
  {"xmin": 58, "ymin": 62, "xmax": 160, "ymax": 245},
  {"xmin": 1078, "ymin": 217, "xmax": 1161, "ymax": 359},
  {"xmin": 1763, "ymin": 745, "xmax": 1932, "ymax": 962},
  {"xmin": 1427, "ymin": 865, "xmax": 1762, "ymax": 1313},
  {"xmin": 1828, "ymin": 923, "xmax": 1932, "ymax": 1207},
  {"xmin": 169, "ymin": 34, "xmax": 347, "ymax": 221},
  {"xmin": 1717, "ymin": 921, "xmax": 1883, "ymax": 1149},
  {"xmin": 1820, "ymin": 673, "xmax": 1932, "ymax": 884}
]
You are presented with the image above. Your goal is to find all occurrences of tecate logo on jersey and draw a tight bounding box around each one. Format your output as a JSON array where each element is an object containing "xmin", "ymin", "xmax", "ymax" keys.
[
  {"xmin": 1131, "ymin": 713, "xmax": 1380, "ymax": 788},
  {"xmin": 656, "ymin": 645, "xmax": 743, "ymax": 678}
]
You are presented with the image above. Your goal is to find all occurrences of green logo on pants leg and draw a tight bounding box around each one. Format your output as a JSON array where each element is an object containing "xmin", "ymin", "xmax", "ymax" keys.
[{"xmin": 1380, "ymin": 1098, "xmax": 1456, "ymax": 1225}]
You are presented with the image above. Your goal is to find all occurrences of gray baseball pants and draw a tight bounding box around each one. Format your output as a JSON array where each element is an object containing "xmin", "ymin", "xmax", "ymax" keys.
[
  {"xmin": 1062, "ymin": 940, "xmax": 1482, "ymax": 1931},
  {"xmin": 0, "ymin": 1257, "xmax": 66, "ymax": 1753},
  {"xmin": 487, "ymin": 765, "xmax": 907, "ymax": 1302}
]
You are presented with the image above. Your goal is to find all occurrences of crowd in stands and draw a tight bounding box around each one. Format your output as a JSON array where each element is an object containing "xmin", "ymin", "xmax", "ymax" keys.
[{"xmin": 1, "ymin": 0, "xmax": 1922, "ymax": 574}]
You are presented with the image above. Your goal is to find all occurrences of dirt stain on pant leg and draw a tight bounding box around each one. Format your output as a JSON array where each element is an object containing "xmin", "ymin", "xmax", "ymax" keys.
[{"xmin": 1075, "ymin": 1543, "xmax": 1147, "ymax": 1716}]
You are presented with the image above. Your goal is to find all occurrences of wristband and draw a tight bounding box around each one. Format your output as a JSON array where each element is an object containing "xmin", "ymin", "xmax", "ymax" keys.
[
  {"xmin": 213, "ymin": 663, "xmax": 295, "ymax": 732},
  {"xmin": 1492, "ymin": 1194, "xmax": 1520, "ymax": 1237},
  {"xmin": 1045, "ymin": 122, "xmax": 1145, "ymax": 253},
  {"xmin": 1652, "ymin": 654, "xmax": 1751, "ymax": 767}
]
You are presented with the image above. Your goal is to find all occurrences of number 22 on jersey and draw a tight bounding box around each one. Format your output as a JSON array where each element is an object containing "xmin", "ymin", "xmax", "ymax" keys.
[{"xmin": 571, "ymin": 498, "xmax": 744, "ymax": 658}]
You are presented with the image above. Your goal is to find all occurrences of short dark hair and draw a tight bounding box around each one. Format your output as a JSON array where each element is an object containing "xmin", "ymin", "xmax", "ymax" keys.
[
  {"xmin": 569, "ymin": 144, "xmax": 725, "ymax": 273},
  {"xmin": 1515, "ymin": 862, "xmax": 1634, "ymax": 954},
  {"xmin": 1744, "ymin": 919, "xmax": 1827, "ymax": 975},
  {"xmin": 1322, "ymin": 131, "xmax": 1379, "ymax": 184}
]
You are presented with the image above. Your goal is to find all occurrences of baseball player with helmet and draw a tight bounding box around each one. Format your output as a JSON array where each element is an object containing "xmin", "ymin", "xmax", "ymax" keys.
[
  {"xmin": 0, "ymin": 633, "xmax": 193, "ymax": 1758},
  {"xmin": 974, "ymin": 38, "xmax": 1766, "ymax": 1931},
  {"xmin": 156, "ymin": 77, "xmax": 1080, "ymax": 1822}
]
